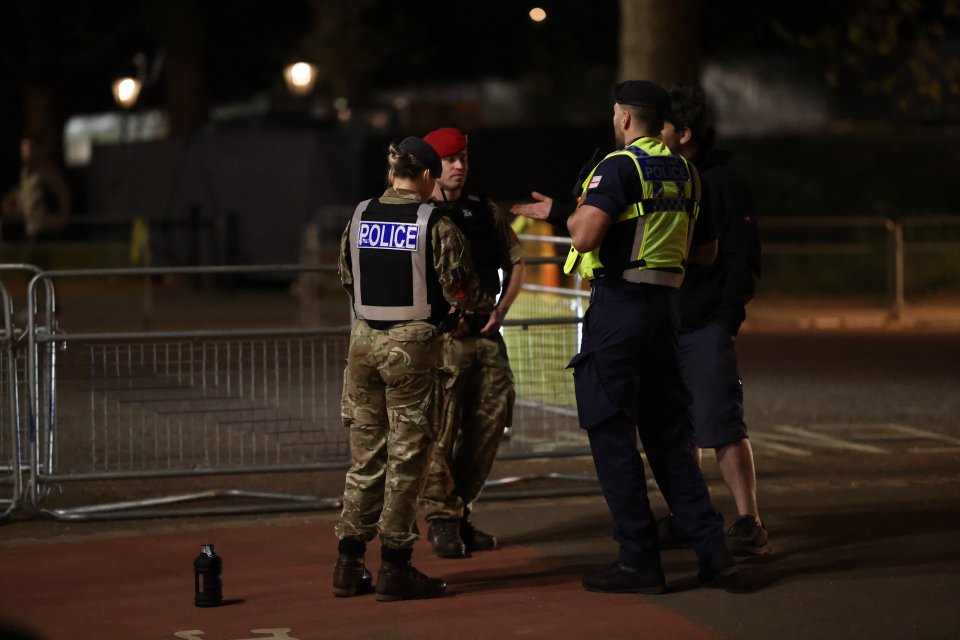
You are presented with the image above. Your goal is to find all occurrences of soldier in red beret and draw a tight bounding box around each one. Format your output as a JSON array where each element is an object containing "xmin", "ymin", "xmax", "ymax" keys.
[{"xmin": 419, "ymin": 127, "xmax": 526, "ymax": 558}]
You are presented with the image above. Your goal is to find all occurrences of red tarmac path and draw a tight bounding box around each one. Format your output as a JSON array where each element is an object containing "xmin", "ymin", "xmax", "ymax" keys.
[
  {"xmin": 2, "ymin": 325, "xmax": 959, "ymax": 639},
  {"xmin": 0, "ymin": 518, "xmax": 723, "ymax": 640}
]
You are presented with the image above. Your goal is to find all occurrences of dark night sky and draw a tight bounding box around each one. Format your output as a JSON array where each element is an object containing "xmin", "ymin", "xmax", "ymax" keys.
[
  {"xmin": 2, "ymin": 1, "xmax": 957, "ymax": 127},
  {"xmin": 0, "ymin": 1, "xmax": 620, "ymax": 116},
  {"xmin": 0, "ymin": 0, "xmax": 958, "ymax": 195}
]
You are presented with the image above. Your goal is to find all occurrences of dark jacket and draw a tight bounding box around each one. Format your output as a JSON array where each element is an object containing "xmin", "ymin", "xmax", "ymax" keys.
[{"xmin": 677, "ymin": 148, "xmax": 761, "ymax": 335}]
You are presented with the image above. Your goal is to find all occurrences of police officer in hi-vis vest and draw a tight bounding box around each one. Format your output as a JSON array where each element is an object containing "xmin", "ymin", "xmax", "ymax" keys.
[
  {"xmin": 565, "ymin": 80, "xmax": 738, "ymax": 594},
  {"xmin": 419, "ymin": 127, "xmax": 525, "ymax": 558},
  {"xmin": 334, "ymin": 137, "xmax": 481, "ymax": 602}
]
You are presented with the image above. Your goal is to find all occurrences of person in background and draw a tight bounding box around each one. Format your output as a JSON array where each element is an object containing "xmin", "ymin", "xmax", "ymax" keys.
[
  {"xmin": 659, "ymin": 85, "xmax": 767, "ymax": 556},
  {"xmin": 1, "ymin": 134, "xmax": 71, "ymax": 240},
  {"xmin": 419, "ymin": 127, "xmax": 525, "ymax": 558}
]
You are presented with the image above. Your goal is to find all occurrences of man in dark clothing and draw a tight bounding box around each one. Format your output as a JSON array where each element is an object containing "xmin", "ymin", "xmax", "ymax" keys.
[
  {"xmin": 564, "ymin": 80, "xmax": 737, "ymax": 594},
  {"xmin": 511, "ymin": 85, "xmax": 767, "ymax": 556},
  {"xmin": 660, "ymin": 85, "xmax": 767, "ymax": 556}
]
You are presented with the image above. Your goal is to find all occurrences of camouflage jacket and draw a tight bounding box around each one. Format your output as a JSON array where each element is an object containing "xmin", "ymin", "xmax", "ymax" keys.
[{"xmin": 339, "ymin": 188, "xmax": 481, "ymax": 311}]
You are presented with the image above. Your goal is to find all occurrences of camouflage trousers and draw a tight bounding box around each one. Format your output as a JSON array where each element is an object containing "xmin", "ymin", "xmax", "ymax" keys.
[
  {"xmin": 336, "ymin": 320, "xmax": 443, "ymax": 550},
  {"xmin": 420, "ymin": 331, "xmax": 515, "ymax": 521}
]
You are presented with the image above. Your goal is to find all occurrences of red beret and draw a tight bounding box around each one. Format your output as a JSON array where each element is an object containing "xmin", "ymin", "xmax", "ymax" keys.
[{"xmin": 424, "ymin": 127, "xmax": 468, "ymax": 158}]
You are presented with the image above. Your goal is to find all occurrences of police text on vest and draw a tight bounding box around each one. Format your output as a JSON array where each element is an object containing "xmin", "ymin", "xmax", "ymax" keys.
[{"xmin": 357, "ymin": 221, "xmax": 420, "ymax": 251}]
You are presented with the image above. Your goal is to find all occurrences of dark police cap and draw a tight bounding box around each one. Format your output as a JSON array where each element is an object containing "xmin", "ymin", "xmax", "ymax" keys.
[
  {"xmin": 614, "ymin": 80, "xmax": 670, "ymax": 113},
  {"xmin": 398, "ymin": 136, "xmax": 443, "ymax": 180}
]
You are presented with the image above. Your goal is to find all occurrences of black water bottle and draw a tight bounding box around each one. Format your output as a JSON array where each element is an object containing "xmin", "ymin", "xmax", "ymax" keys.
[{"xmin": 193, "ymin": 543, "xmax": 223, "ymax": 607}]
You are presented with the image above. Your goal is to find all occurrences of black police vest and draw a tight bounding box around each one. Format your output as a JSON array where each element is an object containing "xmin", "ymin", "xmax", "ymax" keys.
[
  {"xmin": 349, "ymin": 198, "xmax": 447, "ymax": 324},
  {"xmin": 437, "ymin": 194, "xmax": 503, "ymax": 296}
]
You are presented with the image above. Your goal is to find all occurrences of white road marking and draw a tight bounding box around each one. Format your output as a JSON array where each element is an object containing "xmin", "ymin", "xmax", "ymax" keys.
[
  {"xmin": 883, "ymin": 424, "xmax": 960, "ymax": 446},
  {"xmin": 750, "ymin": 423, "xmax": 960, "ymax": 456},
  {"xmin": 809, "ymin": 422, "xmax": 960, "ymax": 442},
  {"xmin": 747, "ymin": 434, "xmax": 813, "ymax": 456},
  {"xmin": 908, "ymin": 447, "xmax": 960, "ymax": 454},
  {"xmin": 771, "ymin": 425, "xmax": 889, "ymax": 454}
]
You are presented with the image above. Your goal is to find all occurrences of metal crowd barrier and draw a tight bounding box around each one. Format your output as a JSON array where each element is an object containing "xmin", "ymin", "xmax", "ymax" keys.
[
  {"xmin": 6, "ymin": 215, "xmax": 954, "ymax": 521},
  {"xmin": 3, "ymin": 263, "xmax": 593, "ymax": 521},
  {"xmin": 520, "ymin": 214, "xmax": 960, "ymax": 322},
  {"xmin": 492, "ymin": 240, "xmax": 594, "ymax": 496},
  {"xmin": 0, "ymin": 264, "xmax": 52, "ymax": 522},
  {"xmin": 500, "ymin": 316, "xmax": 585, "ymax": 459},
  {"xmin": 724, "ymin": 215, "xmax": 960, "ymax": 321},
  {"xmin": 0, "ymin": 279, "xmax": 18, "ymax": 521},
  {"xmin": 23, "ymin": 265, "xmax": 349, "ymax": 520}
]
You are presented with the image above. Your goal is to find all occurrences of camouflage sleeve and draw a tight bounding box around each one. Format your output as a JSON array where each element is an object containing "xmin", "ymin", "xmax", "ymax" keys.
[
  {"xmin": 431, "ymin": 214, "xmax": 481, "ymax": 309},
  {"xmin": 489, "ymin": 199, "xmax": 524, "ymax": 268},
  {"xmin": 338, "ymin": 220, "xmax": 353, "ymax": 297}
]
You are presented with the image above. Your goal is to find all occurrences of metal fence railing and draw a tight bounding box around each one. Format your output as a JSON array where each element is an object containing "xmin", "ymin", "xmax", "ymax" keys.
[
  {"xmin": 0, "ymin": 280, "xmax": 20, "ymax": 521},
  {"xmin": 0, "ymin": 264, "xmax": 49, "ymax": 522},
  {"xmin": 500, "ymin": 318, "xmax": 584, "ymax": 460},
  {"xmin": 520, "ymin": 215, "xmax": 960, "ymax": 322},
  {"xmin": 21, "ymin": 265, "xmax": 347, "ymax": 520},
  {"xmin": 2, "ymin": 215, "xmax": 954, "ymax": 520},
  {"xmin": 0, "ymin": 263, "xmax": 594, "ymax": 520},
  {"xmin": 0, "ymin": 210, "xmax": 240, "ymax": 271}
]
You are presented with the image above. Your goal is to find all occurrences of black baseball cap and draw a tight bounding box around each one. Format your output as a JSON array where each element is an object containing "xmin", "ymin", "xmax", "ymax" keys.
[
  {"xmin": 398, "ymin": 136, "xmax": 443, "ymax": 180},
  {"xmin": 614, "ymin": 80, "xmax": 670, "ymax": 114}
]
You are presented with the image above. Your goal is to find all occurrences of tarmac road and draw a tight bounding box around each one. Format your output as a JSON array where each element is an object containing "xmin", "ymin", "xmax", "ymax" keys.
[
  {"xmin": 0, "ymin": 328, "xmax": 958, "ymax": 639},
  {"xmin": 739, "ymin": 329, "xmax": 960, "ymax": 438}
]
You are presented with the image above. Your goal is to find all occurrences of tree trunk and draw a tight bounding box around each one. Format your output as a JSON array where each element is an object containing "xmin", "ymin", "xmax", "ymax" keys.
[
  {"xmin": 23, "ymin": 83, "xmax": 60, "ymax": 165},
  {"xmin": 163, "ymin": 0, "xmax": 210, "ymax": 136},
  {"xmin": 19, "ymin": 0, "xmax": 63, "ymax": 165},
  {"xmin": 619, "ymin": 0, "xmax": 701, "ymax": 86}
]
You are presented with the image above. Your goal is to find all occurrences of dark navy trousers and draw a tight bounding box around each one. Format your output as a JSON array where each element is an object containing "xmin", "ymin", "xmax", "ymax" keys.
[{"xmin": 568, "ymin": 281, "xmax": 727, "ymax": 570}]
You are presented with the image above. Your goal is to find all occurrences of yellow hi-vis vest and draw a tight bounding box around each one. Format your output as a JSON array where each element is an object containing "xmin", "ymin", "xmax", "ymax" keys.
[{"xmin": 563, "ymin": 137, "xmax": 699, "ymax": 288}]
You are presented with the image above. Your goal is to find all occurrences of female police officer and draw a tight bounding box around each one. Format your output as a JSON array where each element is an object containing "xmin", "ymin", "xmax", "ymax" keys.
[{"xmin": 333, "ymin": 137, "xmax": 480, "ymax": 602}]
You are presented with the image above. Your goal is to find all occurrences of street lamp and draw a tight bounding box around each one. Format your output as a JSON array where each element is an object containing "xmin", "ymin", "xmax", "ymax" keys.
[
  {"xmin": 112, "ymin": 77, "xmax": 142, "ymax": 109},
  {"xmin": 529, "ymin": 7, "xmax": 547, "ymax": 22},
  {"xmin": 283, "ymin": 61, "xmax": 318, "ymax": 97},
  {"xmin": 112, "ymin": 76, "xmax": 142, "ymax": 142}
]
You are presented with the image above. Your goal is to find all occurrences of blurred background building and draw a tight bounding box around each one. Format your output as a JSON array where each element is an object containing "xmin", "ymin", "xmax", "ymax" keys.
[{"xmin": 0, "ymin": 0, "xmax": 957, "ymax": 266}]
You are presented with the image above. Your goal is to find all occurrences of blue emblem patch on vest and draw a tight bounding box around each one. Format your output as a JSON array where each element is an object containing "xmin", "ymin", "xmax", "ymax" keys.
[
  {"xmin": 636, "ymin": 157, "xmax": 690, "ymax": 182},
  {"xmin": 357, "ymin": 221, "xmax": 420, "ymax": 251}
]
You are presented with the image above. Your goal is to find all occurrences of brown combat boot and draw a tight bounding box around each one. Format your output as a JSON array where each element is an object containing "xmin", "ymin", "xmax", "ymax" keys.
[
  {"xmin": 461, "ymin": 518, "xmax": 498, "ymax": 552},
  {"xmin": 333, "ymin": 538, "xmax": 373, "ymax": 597},
  {"xmin": 333, "ymin": 553, "xmax": 373, "ymax": 597},
  {"xmin": 428, "ymin": 519, "xmax": 468, "ymax": 558},
  {"xmin": 375, "ymin": 560, "xmax": 446, "ymax": 602}
]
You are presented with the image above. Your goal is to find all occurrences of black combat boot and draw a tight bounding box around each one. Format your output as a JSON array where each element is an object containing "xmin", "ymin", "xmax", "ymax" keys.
[
  {"xmin": 698, "ymin": 548, "xmax": 740, "ymax": 589},
  {"xmin": 582, "ymin": 562, "xmax": 666, "ymax": 594},
  {"xmin": 460, "ymin": 517, "xmax": 498, "ymax": 552},
  {"xmin": 333, "ymin": 538, "xmax": 373, "ymax": 597},
  {"xmin": 656, "ymin": 513, "xmax": 695, "ymax": 549},
  {"xmin": 375, "ymin": 546, "xmax": 446, "ymax": 602},
  {"xmin": 428, "ymin": 519, "xmax": 468, "ymax": 558}
]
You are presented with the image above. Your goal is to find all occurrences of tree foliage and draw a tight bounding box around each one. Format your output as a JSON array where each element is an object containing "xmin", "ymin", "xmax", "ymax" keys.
[{"xmin": 772, "ymin": 0, "xmax": 960, "ymax": 112}]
